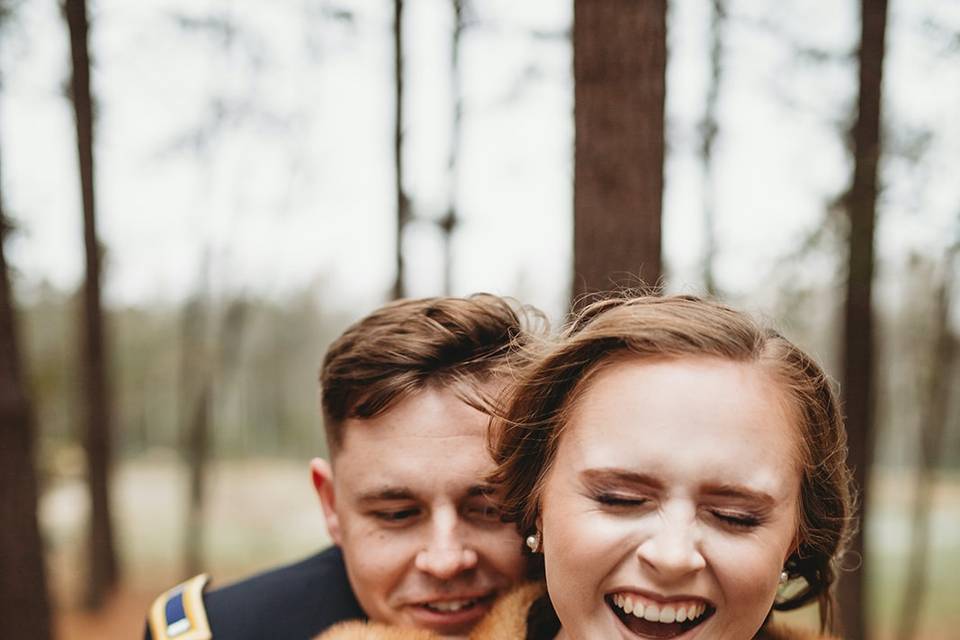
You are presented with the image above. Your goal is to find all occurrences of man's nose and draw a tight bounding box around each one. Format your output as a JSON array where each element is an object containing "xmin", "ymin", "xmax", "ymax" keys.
[
  {"xmin": 635, "ymin": 511, "xmax": 706, "ymax": 580},
  {"xmin": 414, "ymin": 513, "xmax": 478, "ymax": 580}
]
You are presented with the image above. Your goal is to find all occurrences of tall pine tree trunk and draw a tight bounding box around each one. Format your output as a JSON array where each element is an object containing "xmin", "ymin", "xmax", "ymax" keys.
[
  {"xmin": 573, "ymin": 0, "xmax": 666, "ymax": 300},
  {"xmin": 392, "ymin": 0, "xmax": 410, "ymax": 300},
  {"xmin": 839, "ymin": 1, "xmax": 888, "ymax": 637},
  {"xmin": 439, "ymin": 0, "xmax": 464, "ymax": 296},
  {"xmin": 181, "ymin": 293, "xmax": 211, "ymax": 577},
  {"xmin": 701, "ymin": 0, "xmax": 725, "ymax": 297},
  {"xmin": 0, "ymin": 150, "xmax": 53, "ymax": 640},
  {"xmin": 64, "ymin": 0, "xmax": 119, "ymax": 608},
  {"xmin": 894, "ymin": 249, "xmax": 956, "ymax": 640}
]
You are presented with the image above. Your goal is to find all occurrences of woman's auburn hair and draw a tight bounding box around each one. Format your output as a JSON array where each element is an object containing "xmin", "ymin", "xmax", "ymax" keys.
[{"xmin": 489, "ymin": 294, "xmax": 856, "ymax": 632}]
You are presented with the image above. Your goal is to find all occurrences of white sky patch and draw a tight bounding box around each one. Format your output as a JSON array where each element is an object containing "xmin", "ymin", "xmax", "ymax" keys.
[{"xmin": 1, "ymin": 0, "xmax": 957, "ymax": 322}]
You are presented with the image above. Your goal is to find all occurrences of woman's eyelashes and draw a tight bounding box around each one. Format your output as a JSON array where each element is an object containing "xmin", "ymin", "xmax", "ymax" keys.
[
  {"xmin": 590, "ymin": 491, "xmax": 765, "ymax": 530},
  {"xmin": 591, "ymin": 492, "xmax": 650, "ymax": 507},
  {"xmin": 710, "ymin": 510, "xmax": 762, "ymax": 529}
]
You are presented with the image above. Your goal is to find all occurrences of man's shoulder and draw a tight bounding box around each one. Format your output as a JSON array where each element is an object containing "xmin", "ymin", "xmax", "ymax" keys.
[{"xmin": 145, "ymin": 546, "xmax": 366, "ymax": 640}]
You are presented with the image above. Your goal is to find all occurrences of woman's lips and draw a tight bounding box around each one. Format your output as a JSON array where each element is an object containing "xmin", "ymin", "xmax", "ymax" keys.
[{"xmin": 607, "ymin": 592, "xmax": 714, "ymax": 639}]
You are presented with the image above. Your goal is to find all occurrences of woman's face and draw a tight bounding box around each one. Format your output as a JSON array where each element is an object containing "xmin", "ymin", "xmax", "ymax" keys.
[{"xmin": 540, "ymin": 357, "xmax": 801, "ymax": 640}]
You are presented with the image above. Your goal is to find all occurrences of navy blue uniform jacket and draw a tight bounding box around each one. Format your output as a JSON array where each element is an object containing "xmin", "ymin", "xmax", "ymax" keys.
[{"xmin": 144, "ymin": 546, "xmax": 365, "ymax": 639}]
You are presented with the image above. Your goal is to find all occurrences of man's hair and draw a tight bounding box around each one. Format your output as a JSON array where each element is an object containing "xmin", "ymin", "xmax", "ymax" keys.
[
  {"xmin": 489, "ymin": 294, "xmax": 855, "ymax": 633},
  {"xmin": 320, "ymin": 293, "xmax": 543, "ymax": 455}
]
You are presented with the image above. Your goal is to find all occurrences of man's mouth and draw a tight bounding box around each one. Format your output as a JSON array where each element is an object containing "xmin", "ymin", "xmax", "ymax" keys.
[
  {"xmin": 406, "ymin": 592, "xmax": 497, "ymax": 634},
  {"xmin": 608, "ymin": 592, "xmax": 714, "ymax": 638},
  {"xmin": 420, "ymin": 596, "xmax": 483, "ymax": 613}
]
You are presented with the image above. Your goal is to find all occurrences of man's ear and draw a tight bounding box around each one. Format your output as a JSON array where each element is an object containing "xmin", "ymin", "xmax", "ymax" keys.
[{"xmin": 310, "ymin": 457, "xmax": 342, "ymax": 546}]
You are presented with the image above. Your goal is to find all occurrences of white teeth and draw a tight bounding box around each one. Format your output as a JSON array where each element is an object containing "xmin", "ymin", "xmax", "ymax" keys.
[
  {"xmin": 611, "ymin": 594, "xmax": 709, "ymax": 625},
  {"xmin": 425, "ymin": 599, "xmax": 472, "ymax": 612}
]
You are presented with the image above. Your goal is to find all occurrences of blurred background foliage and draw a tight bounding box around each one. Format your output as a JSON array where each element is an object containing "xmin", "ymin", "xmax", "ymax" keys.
[{"xmin": 0, "ymin": 0, "xmax": 958, "ymax": 639}]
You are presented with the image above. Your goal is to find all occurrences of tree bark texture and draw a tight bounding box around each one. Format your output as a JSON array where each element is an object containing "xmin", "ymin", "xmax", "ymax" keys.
[
  {"xmin": 392, "ymin": 0, "xmax": 410, "ymax": 300},
  {"xmin": 0, "ymin": 168, "xmax": 53, "ymax": 640},
  {"xmin": 65, "ymin": 0, "xmax": 119, "ymax": 608},
  {"xmin": 573, "ymin": 0, "xmax": 666, "ymax": 301},
  {"xmin": 839, "ymin": 1, "xmax": 888, "ymax": 638}
]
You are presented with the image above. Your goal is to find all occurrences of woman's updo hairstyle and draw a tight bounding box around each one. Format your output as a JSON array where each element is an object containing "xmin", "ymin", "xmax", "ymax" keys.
[{"xmin": 489, "ymin": 294, "xmax": 855, "ymax": 631}]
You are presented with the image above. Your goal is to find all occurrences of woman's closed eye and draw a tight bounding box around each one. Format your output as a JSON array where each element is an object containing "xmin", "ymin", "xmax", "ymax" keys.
[
  {"xmin": 592, "ymin": 492, "xmax": 650, "ymax": 508},
  {"xmin": 710, "ymin": 510, "xmax": 762, "ymax": 529}
]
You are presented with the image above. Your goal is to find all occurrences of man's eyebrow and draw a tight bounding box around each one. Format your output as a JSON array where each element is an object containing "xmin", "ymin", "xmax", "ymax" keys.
[
  {"xmin": 355, "ymin": 487, "xmax": 416, "ymax": 503},
  {"xmin": 466, "ymin": 484, "xmax": 497, "ymax": 497},
  {"xmin": 354, "ymin": 485, "xmax": 496, "ymax": 502},
  {"xmin": 579, "ymin": 468, "xmax": 665, "ymax": 491}
]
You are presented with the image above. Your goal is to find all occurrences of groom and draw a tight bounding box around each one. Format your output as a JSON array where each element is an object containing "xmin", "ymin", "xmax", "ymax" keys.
[{"xmin": 145, "ymin": 294, "xmax": 540, "ymax": 640}]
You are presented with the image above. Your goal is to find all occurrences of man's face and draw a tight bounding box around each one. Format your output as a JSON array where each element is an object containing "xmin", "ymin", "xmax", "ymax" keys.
[{"xmin": 311, "ymin": 386, "xmax": 525, "ymax": 638}]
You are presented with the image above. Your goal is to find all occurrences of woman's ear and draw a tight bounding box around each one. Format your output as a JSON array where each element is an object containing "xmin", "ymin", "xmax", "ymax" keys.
[
  {"xmin": 310, "ymin": 458, "xmax": 342, "ymax": 545},
  {"xmin": 786, "ymin": 531, "xmax": 802, "ymax": 564}
]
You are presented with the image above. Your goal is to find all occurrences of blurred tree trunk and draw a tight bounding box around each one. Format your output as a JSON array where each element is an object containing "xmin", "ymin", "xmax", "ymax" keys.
[
  {"xmin": 64, "ymin": 0, "xmax": 119, "ymax": 608},
  {"xmin": 573, "ymin": 0, "xmax": 666, "ymax": 301},
  {"xmin": 181, "ymin": 292, "xmax": 211, "ymax": 577},
  {"xmin": 392, "ymin": 0, "xmax": 410, "ymax": 300},
  {"xmin": 895, "ymin": 247, "xmax": 957, "ymax": 640},
  {"xmin": 440, "ymin": 0, "xmax": 465, "ymax": 296},
  {"xmin": 700, "ymin": 0, "xmax": 725, "ymax": 297},
  {"xmin": 182, "ymin": 291, "xmax": 247, "ymax": 576},
  {"xmin": 839, "ymin": 1, "xmax": 888, "ymax": 638},
  {"xmin": 0, "ymin": 154, "xmax": 53, "ymax": 640}
]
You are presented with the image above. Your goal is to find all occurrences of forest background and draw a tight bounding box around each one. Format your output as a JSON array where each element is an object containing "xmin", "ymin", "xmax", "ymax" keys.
[{"xmin": 1, "ymin": 1, "xmax": 958, "ymax": 639}]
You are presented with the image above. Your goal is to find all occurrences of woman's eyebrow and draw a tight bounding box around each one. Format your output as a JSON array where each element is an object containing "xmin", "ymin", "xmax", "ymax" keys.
[
  {"xmin": 579, "ymin": 468, "xmax": 664, "ymax": 490},
  {"xmin": 701, "ymin": 483, "xmax": 776, "ymax": 507}
]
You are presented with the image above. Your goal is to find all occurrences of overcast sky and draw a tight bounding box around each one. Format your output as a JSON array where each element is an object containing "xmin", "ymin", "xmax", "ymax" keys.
[{"xmin": 1, "ymin": 0, "xmax": 957, "ymax": 322}]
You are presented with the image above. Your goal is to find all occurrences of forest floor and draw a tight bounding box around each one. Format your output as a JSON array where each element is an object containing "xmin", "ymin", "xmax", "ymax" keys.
[{"xmin": 44, "ymin": 456, "xmax": 960, "ymax": 639}]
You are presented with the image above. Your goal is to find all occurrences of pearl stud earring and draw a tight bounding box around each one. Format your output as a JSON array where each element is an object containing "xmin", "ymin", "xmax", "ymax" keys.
[{"xmin": 526, "ymin": 532, "xmax": 541, "ymax": 553}]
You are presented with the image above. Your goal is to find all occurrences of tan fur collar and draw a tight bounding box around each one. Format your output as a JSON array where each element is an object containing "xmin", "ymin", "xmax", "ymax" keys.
[{"xmin": 315, "ymin": 585, "xmax": 837, "ymax": 640}]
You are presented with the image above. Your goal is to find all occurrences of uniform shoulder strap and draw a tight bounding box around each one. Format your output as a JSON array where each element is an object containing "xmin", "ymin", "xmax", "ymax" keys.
[{"xmin": 148, "ymin": 574, "xmax": 212, "ymax": 640}]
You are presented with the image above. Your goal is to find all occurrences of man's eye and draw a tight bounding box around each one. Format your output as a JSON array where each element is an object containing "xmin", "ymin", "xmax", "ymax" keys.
[
  {"xmin": 466, "ymin": 503, "xmax": 502, "ymax": 522},
  {"xmin": 593, "ymin": 493, "xmax": 649, "ymax": 508},
  {"xmin": 372, "ymin": 508, "xmax": 420, "ymax": 522}
]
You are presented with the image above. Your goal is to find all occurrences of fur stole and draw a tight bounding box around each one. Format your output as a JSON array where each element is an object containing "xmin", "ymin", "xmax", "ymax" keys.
[
  {"xmin": 316, "ymin": 583, "xmax": 542, "ymax": 640},
  {"xmin": 316, "ymin": 584, "xmax": 838, "ymax": 640}
]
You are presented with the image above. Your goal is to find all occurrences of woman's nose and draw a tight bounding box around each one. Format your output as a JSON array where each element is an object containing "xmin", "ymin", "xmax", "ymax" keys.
[{"xmin": 635, "ymin": 512, "xmax": 707, "ymax": 580}]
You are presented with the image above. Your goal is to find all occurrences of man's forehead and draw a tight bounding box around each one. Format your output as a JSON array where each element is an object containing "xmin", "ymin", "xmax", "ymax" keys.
[{"xmin": 338, "ymin": 386, "xmax": 493, "ymax": 446}]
